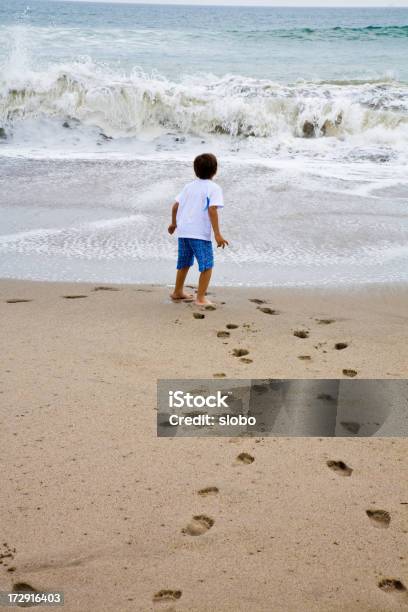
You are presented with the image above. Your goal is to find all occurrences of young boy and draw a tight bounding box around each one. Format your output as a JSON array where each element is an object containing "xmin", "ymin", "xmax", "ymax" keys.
[{"xmin": 168, "ymin": 153, "xmax": 228, "ymax": 306}]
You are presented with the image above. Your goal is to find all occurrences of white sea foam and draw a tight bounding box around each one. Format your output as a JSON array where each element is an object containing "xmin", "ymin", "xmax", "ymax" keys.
[
  {"xmin": 1, "ymin": 14, "xmax": 407, "ymax": 287},
  {"xmin": 1, "ymin": 49, "xmax": 408, "ymax": 164}
]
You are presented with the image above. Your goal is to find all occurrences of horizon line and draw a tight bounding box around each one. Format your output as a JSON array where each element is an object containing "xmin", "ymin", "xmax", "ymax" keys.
[{"xmin": 44, "ymin": 0, "xmax": 407, "ymax": 8}]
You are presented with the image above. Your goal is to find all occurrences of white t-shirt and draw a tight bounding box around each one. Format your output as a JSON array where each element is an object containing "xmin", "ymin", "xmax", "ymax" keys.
[{"xmin": 175, "ymin": 179, "xmax": 224, "ymax": 241}]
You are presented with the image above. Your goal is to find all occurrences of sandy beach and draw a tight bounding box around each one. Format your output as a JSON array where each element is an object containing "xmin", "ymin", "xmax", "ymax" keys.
[
  {"xmin": 2, "ymin": 2, "xmax": 408, "ymax": 610},
  {"xmin": 1, "ymin": 279, "xmax": 408, "ymax": 611}
]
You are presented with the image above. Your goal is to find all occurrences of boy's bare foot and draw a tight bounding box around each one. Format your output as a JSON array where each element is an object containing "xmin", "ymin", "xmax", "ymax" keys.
[
  {"xmin": 195, "ymin": 297, "xmax": 213, "ymax": 306},
  {"xmin": 170, "ymin": 292, "xmax": 194, "ymax": 301}
]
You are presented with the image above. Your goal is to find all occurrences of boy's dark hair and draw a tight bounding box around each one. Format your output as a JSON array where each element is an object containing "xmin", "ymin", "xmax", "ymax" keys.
[{"xmin": 194, "ymin": 153, "xmax": 218, "ymax": 180}]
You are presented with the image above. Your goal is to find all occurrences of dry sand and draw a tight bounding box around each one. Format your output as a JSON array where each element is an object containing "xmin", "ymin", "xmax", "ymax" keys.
[{"xmin": 1, "ymin": 279, "xmax": 408, "ymax": 611}]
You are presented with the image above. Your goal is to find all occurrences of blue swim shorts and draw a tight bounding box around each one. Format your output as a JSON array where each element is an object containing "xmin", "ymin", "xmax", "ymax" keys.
[{"xmin": 177, "ymin": 238, "xmax": 214, "ymax": 272}]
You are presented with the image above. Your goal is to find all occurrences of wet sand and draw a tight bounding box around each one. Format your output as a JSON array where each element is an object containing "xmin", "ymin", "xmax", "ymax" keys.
[{"xmin": 1, "ymin": 279, "xmax": 408, "ymax": 611}]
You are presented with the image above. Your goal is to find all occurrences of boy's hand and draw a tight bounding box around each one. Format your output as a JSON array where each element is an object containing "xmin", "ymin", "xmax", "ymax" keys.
[
  {"xmin": 215, "ymin": 233, "xmax": 229, "ymax": 249},
  {"xmin": 168, "ymin": 224, "xmax": 177, "ymax": 235}
]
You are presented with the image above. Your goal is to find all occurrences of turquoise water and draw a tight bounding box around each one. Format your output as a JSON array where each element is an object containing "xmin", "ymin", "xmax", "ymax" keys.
[
  {"xmin": 1, "ymin": 1, "xmax": 408, "ymax": 155},
  {"xmin": 1, "ymin": 1, "xmax": 408, "ymax": 81},
  {"xmin": 0, "ymin": 2, "xmax": 407, "ymax": 286}
]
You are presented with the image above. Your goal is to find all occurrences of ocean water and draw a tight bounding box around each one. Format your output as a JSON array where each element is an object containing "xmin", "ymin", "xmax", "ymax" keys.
[{"xmin": 0, "ymin": 1, "xmax": 407, "ymax": 286}]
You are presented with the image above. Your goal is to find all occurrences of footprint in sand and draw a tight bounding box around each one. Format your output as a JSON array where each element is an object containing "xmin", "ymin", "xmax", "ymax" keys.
[
  {"xmin": 182, "ymin": 515, "xmax": 214, "ymax": 536},
  {"xmin": 378, "ymin": 579, "xmax": 406, "ymax": 594},
  {"xmin": 213, "ymin": 372, "xmax": 226, "ymax": 378},
  {"xmin": 0, "ymin": 543, "xmax": 16, "ymax": 568},
  {"xmin": 366, "ymin": 509, "xmax": 391, "ymax": 528},
  {"xmin": 193, "ymin": 312, "xmax": 205, "ymax": 319},
  {"xmin": 205, "ymin": 305, "xmax": 216, "ymax": 311},
  {"xmin": 62, "ymin": 295, "xmax": 87, "ymax": 300},
  {"xmin": 198, "ymin": 486, "xmax": 219, "ymax": 497},
  {"xmin": 343, "ymin": 369, "xmax": 358, "ymax": 378},
  {"xmin": 317, "ymin": 393, "xmax": 335, "ymax": 401},
  {"xmin": 217, "ymin": 331, "xmax": 230, "ymax": 338},
  {"xmin": 237, "ymin": 452, "xmax": 255, "ymax": 465},
  {"xmin": 316, "ymin": 318, "xmax": 336, "ymax": 325},
  {"xmin": 253, "ymin": 384, "xmax": 268, "ymax": 393},
  {"xmin": 153, "ymin": 590, "xmax": 182, "ymax": 603},
  {"xmin": 92, "ymin": 286, "xmax": 119, "ymax": 292},
  {"xmin": 6, "ymin": 299, "xmax": 32, "ymax": 304},
  {"xmin": 12, "ymin": 582, "xmax": 41, "ymax": 606},
  {"xmin": 294, "ymin": 330, "xmax": 309, "ymax": 339},
  {"xmin": 298, "ymin": 355, "xmax": 311, "ymax": 361},
  {"xmin": 233, "ymin": 348, "xmax": 249, "ymax": 357},
  {"xmin": 326, "ymin": 460, "xmax": 353, "ymax": 476},
  {"xmin": 340, "ymin": 422, "xmax": 361, "ymax": 434},
  {"xmin": 335, "ymin": 342, "xmax": 348, "ymax": 350},
  {"xmin": 240, "ymin": 358, "xmax": 253, "ymax": 364},
  {"xmin": 258, "ymin": 307, "xmax": 279, "ymax": 315},
  {"xmin": 226, "ymin": 324, "xmax": 239, "ymax": 330},
  {"xmin": 249, "ymin": 299, "xmax": 266, "ymax": 304}
]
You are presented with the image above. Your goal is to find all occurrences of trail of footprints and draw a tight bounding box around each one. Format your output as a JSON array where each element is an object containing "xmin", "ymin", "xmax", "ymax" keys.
[
  {"xmin": 4, "ymin": 285, "xmax": 122, "ymax": 305},
  {"xmin": 154, "ymin": 451, "xmax": 255, "ymax": 604},
  {"xmin": 5, "ymin": 289, "xmax": 358, "ymax": 377},
  {"xmin": 195, "ymin": 297, "xmax": 359, "ymax": 377},
  {"xmin": 325, "ymin": 458, "xmax": 405, "ymax": 598},
  {"xmin": 1, "ymin": 457, "xmax": 404, "ymax": 605},
  {"xmin": 153, "ymin": 451, "xmax": 405, "ymax": 604},
  {"xmin": 4, "ymin": 289, "xmax": 396, "ymax": 604}
]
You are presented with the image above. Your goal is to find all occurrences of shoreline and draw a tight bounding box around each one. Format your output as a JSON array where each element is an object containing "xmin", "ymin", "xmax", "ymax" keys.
[
  {"xmin": 2, "ymin": 156, "xmax": 408, "ymax": 289},
  {"xmin": 3, "ymin": 276, "xmax": 408, "ymax": 292},
  {"xmin": 2, "ymin": 278, "xmax": 408, "ymax": 380}
]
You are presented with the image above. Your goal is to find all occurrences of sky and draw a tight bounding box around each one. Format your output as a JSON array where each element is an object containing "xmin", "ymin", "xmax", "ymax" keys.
[{"xmin": 57, "ymin": 0, "xmax": 408, "ymax": 6}]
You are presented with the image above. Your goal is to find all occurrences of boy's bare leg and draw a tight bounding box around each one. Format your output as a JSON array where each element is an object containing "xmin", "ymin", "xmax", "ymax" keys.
[
  {"xmin": 171, "ymin": 267, "xmax": 194, "ymax": 300},
  {"xmin": 196, "ymin": 268, "xmax": 212, "ymax": 305}
]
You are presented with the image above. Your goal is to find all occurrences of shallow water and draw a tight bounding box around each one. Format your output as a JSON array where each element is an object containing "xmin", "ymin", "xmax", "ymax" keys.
[
  {"xmin": 0, "ymin": 2, "xmax": 407, "ymax": 286},
  {"xmin": 1, "ymin": 157, "xmax": 407, "ymax": 286}
]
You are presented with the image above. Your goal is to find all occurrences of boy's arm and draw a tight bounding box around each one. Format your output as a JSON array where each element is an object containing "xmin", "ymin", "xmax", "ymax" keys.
[
  {"xmin": 168, "ymin": 202, "xmax": 178, "ymax": 235},
  {"xmin": 208, "ymin": 206, "xmax": 228, "ymax": 248}
]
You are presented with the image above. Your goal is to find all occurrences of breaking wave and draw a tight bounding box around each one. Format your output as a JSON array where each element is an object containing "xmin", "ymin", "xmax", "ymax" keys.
[{"xmin": 1, "ymin": 61, "xmax": 408, "ymax": 145}]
